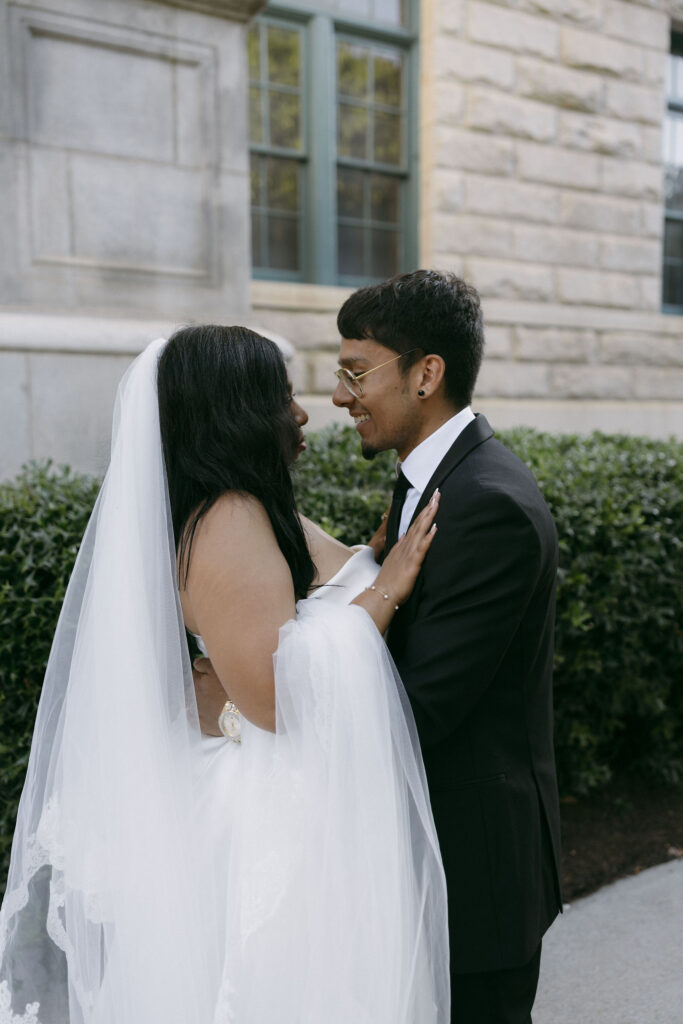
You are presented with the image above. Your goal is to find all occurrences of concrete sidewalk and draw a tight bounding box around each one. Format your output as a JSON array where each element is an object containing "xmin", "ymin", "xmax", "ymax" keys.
[{"xmin": 534, "ymin": 859, "xmax": 683, "ymax": 1024}]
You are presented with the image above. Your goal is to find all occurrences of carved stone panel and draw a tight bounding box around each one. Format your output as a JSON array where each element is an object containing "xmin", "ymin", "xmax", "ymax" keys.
[
  {"xmin": 3, "ymin": 1, "xmax": 249, "ymax": 317},
  {"xmin": 12, "ymin": 8, "xmax": 215, "ymax": 277}
]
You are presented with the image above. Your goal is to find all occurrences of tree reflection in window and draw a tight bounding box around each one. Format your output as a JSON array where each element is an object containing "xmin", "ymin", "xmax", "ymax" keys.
[
  {"xmin": 249, "ymin": 21, "xmax": 304, "ymax": 274},
  {"xmin": 337, "ymin": 43, "xmax": 403, "ymax": 165},
  {"xmin": 664, "ymin": 37, "xmax": 683, "ymax": 310},
  {"xmin": 247, "ymin": 7, "xmax": 414, "ymax": 284},
  {"xmin": 337, "ymin": 40, "xmax": 405, "ymax": 281}
]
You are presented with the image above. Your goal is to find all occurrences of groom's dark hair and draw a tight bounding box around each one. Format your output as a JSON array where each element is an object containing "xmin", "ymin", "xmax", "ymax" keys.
[{"xmin": 337, "ymin": 269, "xmax": 484, "ymax": 408}]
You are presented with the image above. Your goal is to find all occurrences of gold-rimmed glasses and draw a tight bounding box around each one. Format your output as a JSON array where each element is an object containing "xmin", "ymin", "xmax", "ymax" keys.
[{"xmin": 334, "ymin": 349, "xmax": 421, "ymax": 397}]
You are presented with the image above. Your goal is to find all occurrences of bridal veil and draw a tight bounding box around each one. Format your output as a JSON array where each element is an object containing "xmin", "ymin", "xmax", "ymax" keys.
[{"xmin": 0, "ymin": 337, "xmax": 449, "ymax": 1023}]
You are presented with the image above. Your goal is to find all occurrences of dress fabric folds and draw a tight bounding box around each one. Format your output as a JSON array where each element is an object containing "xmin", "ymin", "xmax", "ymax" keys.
[{"xmin": 0, "ymin": 339, "xmax": 449, "ymax": 1023}]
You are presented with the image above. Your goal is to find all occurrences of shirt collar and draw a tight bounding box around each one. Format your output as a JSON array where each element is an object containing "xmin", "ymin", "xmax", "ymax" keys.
[{"xmin": 398, "ymin": 407, "xmax": 475, "ymax": 494}]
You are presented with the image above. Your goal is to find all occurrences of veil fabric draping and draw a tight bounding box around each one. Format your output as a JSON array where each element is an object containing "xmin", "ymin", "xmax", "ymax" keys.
[{"xmin": 0, "ymin": 338, "xmax": 450, "ymax": 1023}]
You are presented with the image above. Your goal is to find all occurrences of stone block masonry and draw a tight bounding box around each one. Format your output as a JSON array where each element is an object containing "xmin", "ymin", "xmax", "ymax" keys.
[
  {"xmin": 0, "ymin": 0, "xmax": 264, "ymax": 479},
  {"xmin": 407, "ymin": 0, "xmax": 683, "ymax": 435},
  {"xmin": 422, "ymin": 0, "xmax": 670, "ymax": 316}
]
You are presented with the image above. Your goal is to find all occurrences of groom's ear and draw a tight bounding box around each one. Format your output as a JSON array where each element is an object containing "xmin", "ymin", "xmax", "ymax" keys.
[{"xmin": 416, "ymin": 355, "xmax": 446, "ymax": 398}]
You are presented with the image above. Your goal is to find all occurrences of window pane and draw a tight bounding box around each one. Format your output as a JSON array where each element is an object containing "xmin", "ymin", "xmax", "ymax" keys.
[
  {"xmin": 250, "ymin": 156, "xmax": 261, "ymax": 206},
  {"xmin": 664, "ymin": 114, "xmax": 683, "ymax": 168},
  {"xmin": 668, "ymin": 52, "xmax": 683, "ymax": 103},
  {"xmin": 251, "ymin": 212, "xmax": 264, "ymax": 267},
  {"xmin": 268, "ymin": 216, "xmax": 299, "ymax": 271},
  {"xmin": 664, "ymin": 218, "xmax": 683, "ymax": 260},
  {"xmin": 663, "ymin": 259, "xmax": 683, "ymax": 306},
  {"xmin": 370, "ymin": 227, "xmax": 399, "ymax": 278},
  {"xmin": 338, "ymin": 103, "xmax": 369, "ymax": 159},
  {"xmin": 338, "ymin": 42, "xmax": 369, "ymax": 100},
  {"xmin": 249, "ymin": 86, "xmax": 263, "ymax": 144},
  {"xmin": 247, "ymin": 25, "xmax": 260, "ymax": 80},
  {"xmin": 374, "ymin": 53, "xmax": 402, "ymax": 107},
  {"xmin": 338, "ymin": 167, "xmax": 365, "ymax": 218},
  {"xmin": 251, "ymin": 155, "xmax": 301, "ymax": 272},
  {"xmin": 370, "ymin": 175, "xmax": 399, "ymax": 223},
  {"xmin": 338, "ymin": 224, "xmax": 364, "ymax": 276},
  {"xmin": 374, "ymin": 110, "xmax": 402, "ymax": 164},
  {"xmin": 269, "ymin": 90, "xmax": 302, "ymax": 149},
  {"xmin": 267, "ymin": 158, "xmax": 299, "ymax": 213},
  {"xmin": 665, "ymin": 166, "xmax": 683, "ymax": 213},
  {"xmin": 268, "ymin": 26, "xmax": 300, "ymax": 88}
]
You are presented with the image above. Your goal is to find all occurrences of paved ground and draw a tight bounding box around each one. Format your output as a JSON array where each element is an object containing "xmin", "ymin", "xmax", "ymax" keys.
[{"xmin": 534, "ymin": 859, "xmax": 683, "ymax": 1024}]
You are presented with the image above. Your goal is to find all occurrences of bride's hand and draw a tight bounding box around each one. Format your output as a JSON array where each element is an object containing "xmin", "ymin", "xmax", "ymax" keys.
[
  {"xmin": 374, "ymin": 490, "xmax": 440, "ymax": 607},
  {"xmin": 367, "ymin": 503, "xmax": 391, "ymax": 562}
]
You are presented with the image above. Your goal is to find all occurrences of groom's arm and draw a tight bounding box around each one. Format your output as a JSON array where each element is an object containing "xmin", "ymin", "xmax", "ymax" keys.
[{"xmin": 396, "ymin": 488, "xmax": 553, "ymax": 750}]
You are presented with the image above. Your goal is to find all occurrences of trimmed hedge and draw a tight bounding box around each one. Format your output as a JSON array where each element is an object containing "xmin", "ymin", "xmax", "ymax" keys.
[
  {"xmin": 500, "ymin": 429, "xmax": 682, "ymax": 794},
  {"xmin": 0, "ymin": 463, "xmax": 101, "ymax": 888},
  {"xmin": 1, "ymin": 430, "xmax": 682, "ymax": 891}
]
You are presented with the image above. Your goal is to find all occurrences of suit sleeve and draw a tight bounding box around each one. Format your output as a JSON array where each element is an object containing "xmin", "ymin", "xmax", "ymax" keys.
[{"xmin": 395, "ymin": 488, "xmax": 544, "ymax": 749}]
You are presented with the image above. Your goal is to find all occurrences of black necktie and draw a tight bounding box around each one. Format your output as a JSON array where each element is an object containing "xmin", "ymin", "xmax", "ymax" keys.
[{"xmin": 385, "ymin": 470, "xmax": 411, "ymax": 554}]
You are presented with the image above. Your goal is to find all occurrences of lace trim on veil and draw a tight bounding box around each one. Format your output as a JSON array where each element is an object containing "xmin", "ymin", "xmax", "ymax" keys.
[
  {"xmin": 0, "ymin": 798, "xmax": 98, "ymax": 1024},
  {"xmin": 0, "ymin": 983, "xmax": 40, "ymax": 1024},
  {"xmin": 0, "ymin": 813, "xmax": 53, "ymax": 1024}
]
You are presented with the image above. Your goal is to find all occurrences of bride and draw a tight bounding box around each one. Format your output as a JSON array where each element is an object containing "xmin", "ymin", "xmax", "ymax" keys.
[{"xmin": 0, "ymin": 326, "xmax": 449, "ymax": 1023}]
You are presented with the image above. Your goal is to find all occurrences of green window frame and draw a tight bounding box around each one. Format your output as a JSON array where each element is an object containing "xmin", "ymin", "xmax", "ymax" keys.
[
  {"xmin": 248, "ymin": 2, "xmax": 418, "ymax": 285},
  {"xmin": 248, "ymin": 16, "xmax": 308, "ymax": 279},
  {"xmin": 335, "ymin": 35, "xmax": 408, "ymax": 284},
  {"xmin": 663, "ymin": 33, "xmax": 683, "ymax": 313}
]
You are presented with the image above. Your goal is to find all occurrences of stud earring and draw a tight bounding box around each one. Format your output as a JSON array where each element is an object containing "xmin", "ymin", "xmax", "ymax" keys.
[{"xmin": 418, "ymin": 389, "xmax": 425, "ymax": 397}]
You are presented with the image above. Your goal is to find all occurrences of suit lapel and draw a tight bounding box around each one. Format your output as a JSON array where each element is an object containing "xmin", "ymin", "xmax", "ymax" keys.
[
  {"xmin": 387, "ymin": 413, "xmax": 494, "ymax": 646},
  {"xmin": 406, "ymin": 413, "xmax": 494, "ymax": 531}
]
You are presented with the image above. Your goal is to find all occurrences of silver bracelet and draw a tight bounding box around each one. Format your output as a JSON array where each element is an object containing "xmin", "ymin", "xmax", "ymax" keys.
[{"xmin": 365, "ymin": 584, "xmax": 399, "ymax": 611}]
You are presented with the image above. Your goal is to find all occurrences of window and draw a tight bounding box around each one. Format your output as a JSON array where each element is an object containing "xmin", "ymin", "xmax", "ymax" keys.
[
  {"xmin": 336, "ymin": 39, "xmax": 405, "ymax": 281},
  {"xmin": 663, "ymin": 34, "xmax": 683, "ymax": 312},
  {"xmin": 249, "ymin": 20, "xmax": 306, "ymax": 275},
  {"xmin": 248, "ymin": 3, "xmax": 417, "ymax": 285}
]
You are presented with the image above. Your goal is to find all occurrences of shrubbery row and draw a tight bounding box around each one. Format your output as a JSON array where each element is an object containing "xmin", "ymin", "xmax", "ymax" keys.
[{"xmin": 1, "ymin": 428, "xmax": 681, "ymax": 891}]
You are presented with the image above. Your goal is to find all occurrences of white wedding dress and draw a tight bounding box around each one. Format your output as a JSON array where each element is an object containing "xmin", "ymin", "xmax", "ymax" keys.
[{"xmin": 0, "ymin": 341, "xmax": 449, "ymax": 1024}]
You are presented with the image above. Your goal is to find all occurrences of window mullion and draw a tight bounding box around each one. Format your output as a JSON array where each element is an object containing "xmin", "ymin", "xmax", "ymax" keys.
[{"xmin": 306, "ymin": 14, "xmax": 337, "ymax": 284}]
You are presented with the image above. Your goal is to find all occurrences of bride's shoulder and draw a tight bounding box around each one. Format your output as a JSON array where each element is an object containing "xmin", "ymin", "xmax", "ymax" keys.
[
  {"xmin": 203, "ymin": 491, "xmax": 270, "ymax": 529},
  {"xmin": 187, "ymin": 493, "xmax": 280, "ymax": 573}
]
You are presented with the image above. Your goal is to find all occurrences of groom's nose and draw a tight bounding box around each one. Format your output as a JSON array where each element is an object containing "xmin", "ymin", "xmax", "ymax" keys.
[{"xmin": 333, "ymin": 378, "xmax": 352, "ymax": 408}]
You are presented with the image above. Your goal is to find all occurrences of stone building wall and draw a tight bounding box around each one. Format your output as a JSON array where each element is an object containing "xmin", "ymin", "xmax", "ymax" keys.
[
  {"xmin": 1, "ymin": 0, "xmax": 681, "ymax": 479},
  {"xmin": 254, "ymin": 0, "xmax": 683, "ymax": 438},
  {"xmin": 0, "ymin": 0, "xmax": 263, "ymax": 478}
]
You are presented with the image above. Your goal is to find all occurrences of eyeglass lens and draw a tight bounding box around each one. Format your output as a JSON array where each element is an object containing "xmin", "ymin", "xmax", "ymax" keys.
[{"xmin": 337, "ymin": 369, "xmax": 362, "ymax": 396}]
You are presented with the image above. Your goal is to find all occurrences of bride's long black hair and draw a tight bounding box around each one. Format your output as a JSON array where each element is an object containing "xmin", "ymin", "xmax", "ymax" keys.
[{"xmin": 157, "ymin": 324, "xmax": 315, "ymax": 600}]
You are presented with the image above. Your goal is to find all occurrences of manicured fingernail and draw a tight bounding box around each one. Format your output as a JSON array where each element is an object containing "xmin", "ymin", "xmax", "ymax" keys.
[
  {"xmin": 430, "ymin": 488, "xmax": 440, "ymax": 504},
  {"xmin": 430, "ymin": 523, "xmax": 437, "ymax": 534}
]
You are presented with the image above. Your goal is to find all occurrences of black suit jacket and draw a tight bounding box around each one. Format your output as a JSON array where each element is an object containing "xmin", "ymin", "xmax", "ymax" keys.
[{"xmin": 386, "ymin": 414, "xmax": 562, "ymax": 974}]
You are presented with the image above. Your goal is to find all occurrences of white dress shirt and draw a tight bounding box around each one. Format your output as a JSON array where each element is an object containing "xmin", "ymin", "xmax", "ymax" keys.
[{"xmin": 397, "ymin": 406, "xmax": 475, "ymax": 537}]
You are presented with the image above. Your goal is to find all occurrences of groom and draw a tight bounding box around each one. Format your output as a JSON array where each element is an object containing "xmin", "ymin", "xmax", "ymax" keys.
[{"xmin": 332, "ymin": 270, "xmax": 562, "ymax": 1023}]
